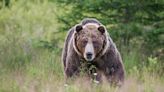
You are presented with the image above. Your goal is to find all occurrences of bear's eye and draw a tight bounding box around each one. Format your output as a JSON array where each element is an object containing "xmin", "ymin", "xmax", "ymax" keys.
[
  {"xmin": 82, "ymin": 40, "xmax": 88, "ymax": 47},
  {"xmin": 93, "ymin": 41, "xmax": 99, "ymax": 48}
]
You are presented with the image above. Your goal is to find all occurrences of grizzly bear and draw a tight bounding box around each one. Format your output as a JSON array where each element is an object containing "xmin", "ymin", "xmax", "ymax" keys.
[{"xmin": 62, "ymin": 18, "xmax": 125, "ymax": 86}]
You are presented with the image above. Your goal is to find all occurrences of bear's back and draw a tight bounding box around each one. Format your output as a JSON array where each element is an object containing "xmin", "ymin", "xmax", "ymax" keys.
[{"xmin": 62, "ymin": 27, "xmax": 75, "ymax": 68}]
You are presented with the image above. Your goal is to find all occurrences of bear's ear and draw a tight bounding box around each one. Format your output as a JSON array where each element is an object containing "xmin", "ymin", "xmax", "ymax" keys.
[
  {"xmin": 98, "ymin": 26, "xmax": 105, "ymax": 34},
  {"xmin": 75, "ymin": 24, "xmax": 83, "ymax": 33}
]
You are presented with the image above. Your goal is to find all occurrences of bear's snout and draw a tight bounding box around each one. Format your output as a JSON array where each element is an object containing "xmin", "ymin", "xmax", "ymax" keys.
[
  {"xmin": 84, "ymin": 42, "xmax": 95, "ymax": 61},
  {"xmin": 86, "ymin": 52, "xmax": 93, "ymax": 60}
]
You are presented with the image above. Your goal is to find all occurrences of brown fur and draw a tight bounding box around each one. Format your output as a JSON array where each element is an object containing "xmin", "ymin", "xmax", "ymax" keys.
[
  {"xmin": 75, "ymin": 25, "xmax": 105, "ymax": 56},
  {"xmin": 62, "ymin": 18, "xmax": 125, "ymax": 86}
]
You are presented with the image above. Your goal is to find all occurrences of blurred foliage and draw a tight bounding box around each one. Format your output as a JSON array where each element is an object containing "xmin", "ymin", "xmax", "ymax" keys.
[
  {"xmin": 0, "ymin": 0, "xmax": 163, "ymax": 75},
  {"xmin": 0, "ymin": 0, "xmax": 164, "ymax": 91},
  {"xmin": 0, "ymin": 0, "xmax": 10, "ymax": 8}
]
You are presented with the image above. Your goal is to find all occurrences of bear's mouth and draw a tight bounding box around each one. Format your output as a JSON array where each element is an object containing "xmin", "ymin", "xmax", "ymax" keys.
[
  {"xmin": 86, "ymin": 52, "xmax": 93, "ymax": 60},
  {"xmin": 84, "ymin": 52, "xmax": 95, "ymax": 61}
]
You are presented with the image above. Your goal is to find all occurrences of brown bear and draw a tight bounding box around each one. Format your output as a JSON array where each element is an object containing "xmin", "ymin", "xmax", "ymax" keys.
[{"xmin": 62, "ymin": 18, "xmax": 125, "ymax": 86}]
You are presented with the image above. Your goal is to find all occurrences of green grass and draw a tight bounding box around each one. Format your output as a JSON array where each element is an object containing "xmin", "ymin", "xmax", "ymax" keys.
[{"xmin": 0, "ymin": 0, "xmax": 164, "ymax": 92}]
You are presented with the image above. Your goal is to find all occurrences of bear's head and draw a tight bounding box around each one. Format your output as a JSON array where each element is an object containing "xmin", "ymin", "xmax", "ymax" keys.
[{"xmin": 73, "ymin": 22, "xmax": 109, "ymax": 61}]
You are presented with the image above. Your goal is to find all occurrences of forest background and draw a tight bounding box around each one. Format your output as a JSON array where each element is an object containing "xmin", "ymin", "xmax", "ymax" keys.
[{"xmin": 0, "ymin": 0, "xmax": 164, "ymax": 92}]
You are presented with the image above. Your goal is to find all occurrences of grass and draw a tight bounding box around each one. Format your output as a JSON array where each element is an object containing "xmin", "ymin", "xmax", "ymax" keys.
[{"xmin": 0, "ymin": 0, "xmax": 164, "ymax": 92}]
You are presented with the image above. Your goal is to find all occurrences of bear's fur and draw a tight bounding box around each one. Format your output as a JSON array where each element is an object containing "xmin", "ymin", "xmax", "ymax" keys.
[{"xmin": 62, "ymin": 18, "xmax": 125, "ymax": 86}]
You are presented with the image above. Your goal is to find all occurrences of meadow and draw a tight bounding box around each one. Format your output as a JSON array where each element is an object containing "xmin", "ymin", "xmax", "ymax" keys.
[{"xmin": 0, "ymin": 0, "xmax": 164, "ymax": 92}]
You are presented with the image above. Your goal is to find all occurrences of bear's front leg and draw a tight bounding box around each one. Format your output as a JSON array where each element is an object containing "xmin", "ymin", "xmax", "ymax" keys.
[
  {"xmin": 104, "ymin": 64, "xmax": 124, "ymax": 87},
  {"xmin": 64, "ymin": 63, "xmax": 80, "ymax": 85},
  {"xmin": 65, "ymin": 65, "xmax": 80, "ymax": 78},
  {"xmin": 64, "ymin": 53, "xmax": 81, "ymax": 79}
]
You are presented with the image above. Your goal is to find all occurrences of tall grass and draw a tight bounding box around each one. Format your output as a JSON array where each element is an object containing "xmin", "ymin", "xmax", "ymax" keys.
[{"xmin": 0, "ymin": 0, "xmax": 163, "ymax": 92}]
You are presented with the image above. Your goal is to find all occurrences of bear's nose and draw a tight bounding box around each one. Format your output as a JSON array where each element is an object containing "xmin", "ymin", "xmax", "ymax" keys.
[{"xmin": 86, "ymin": 52, "xmax": 93, "ymax": 60}]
